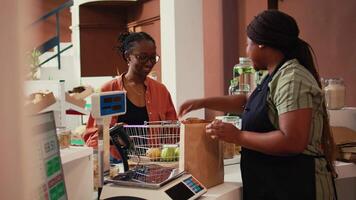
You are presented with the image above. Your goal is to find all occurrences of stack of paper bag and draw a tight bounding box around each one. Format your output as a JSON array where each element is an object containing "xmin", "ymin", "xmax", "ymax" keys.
[{"xmin": 332, "ymin": 126, "xmax": 356, "ymax": 163}]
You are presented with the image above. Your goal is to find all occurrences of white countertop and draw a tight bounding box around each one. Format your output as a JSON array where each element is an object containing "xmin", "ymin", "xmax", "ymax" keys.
[
  {"xmin": 200, "ymin": 182, "xmax": 242, "ymax": 200},
  {"xmin": 60, "ymin": 146, "xmax": 93, "ymax": 164},
  {"xmin": 223, "ymin": 156, "xmax": 356, "ymax": 181},
  {"xmin": 335, "ymin": 161, "xmax": 356, "ymax": 179}
]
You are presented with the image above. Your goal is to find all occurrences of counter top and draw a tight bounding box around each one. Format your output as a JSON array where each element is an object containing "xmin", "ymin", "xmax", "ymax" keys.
[
  {"xmin": 196, "ymin": 160, "xmax": 356, "ymax": 200},
  {"xmin": 60, "ymin": 146, "xmax": 93, "ymax": 164},
  {"xmin": 200, "ymin": 182, "xmax": 242, "ymax": 200}
]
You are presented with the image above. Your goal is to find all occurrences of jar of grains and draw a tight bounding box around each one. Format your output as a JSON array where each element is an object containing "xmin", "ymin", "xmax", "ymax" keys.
[{"xmin": 324, "ymin": 78, "xmax": 346, "ymax": 110}]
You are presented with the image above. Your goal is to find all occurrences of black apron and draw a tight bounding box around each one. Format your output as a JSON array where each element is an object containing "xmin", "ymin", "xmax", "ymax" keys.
[{"xmin": 240, "ymin": 63, "xmax": 316, "ymax": 200}]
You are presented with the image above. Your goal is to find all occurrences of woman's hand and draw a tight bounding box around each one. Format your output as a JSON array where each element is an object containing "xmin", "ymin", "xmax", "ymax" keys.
[
  {"xmin": 206, "ymin": 120, "xmax": 241, "ymax": 144},
  {"xmin": 113, "ymin": 122, "xmax": 127, "ymax": 127},
  {"xmin": 178, "ymin": 99, "xmax": 204, "ymax": 118},
  {"xmin": 86, "ymin": 133, "xmax": 98, "ymax": 147}
]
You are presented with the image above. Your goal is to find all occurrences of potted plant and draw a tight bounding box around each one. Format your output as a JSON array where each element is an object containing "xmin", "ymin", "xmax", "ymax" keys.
[{"xmin": 27, "ymin": 48, "xmax": 41, "ymax": 80}]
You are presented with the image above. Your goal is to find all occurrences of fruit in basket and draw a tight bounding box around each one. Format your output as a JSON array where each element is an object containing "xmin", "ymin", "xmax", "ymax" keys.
[
  {"xmin": 146, "ymin": 148, "xmax": 161, "ymax": 161},
  {"xmin": 161, "ymin": 147, "xmax": 176, "ymax": 162}
]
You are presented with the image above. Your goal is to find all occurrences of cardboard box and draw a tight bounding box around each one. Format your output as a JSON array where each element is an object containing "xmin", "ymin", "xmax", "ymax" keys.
[
  {"xmin": 71, "ymin": 86, "xmax": 94, "ymax": 100},
  {"xmin": 332, "ymin": 126, "xmax": 356, "ymax": 145},
  {"xmin": 25, "ymin": 92, "xmax": 56, "ymax": 114},
  {"xmin": 65, "ymin": 92, "xmax": 86, "ymax": 108},
  {"xmin": 332, "ymin": 126, "xmax": 356, "ymax": 163}
]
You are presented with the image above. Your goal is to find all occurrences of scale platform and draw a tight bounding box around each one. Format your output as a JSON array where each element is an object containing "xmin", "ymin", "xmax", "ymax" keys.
[
  {"xmin": 105, "ymin": 164, "xmax": 183, "ymax": 189},
  {"xmin": 100, "ymin": 173, "xmax": 207, "ymax": 200}
]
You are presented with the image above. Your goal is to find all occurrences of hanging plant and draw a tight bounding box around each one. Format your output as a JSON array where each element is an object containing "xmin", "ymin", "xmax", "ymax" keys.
[{"xmin": 27, "ymin": 48, "xmax": 41, "ymax": 80}]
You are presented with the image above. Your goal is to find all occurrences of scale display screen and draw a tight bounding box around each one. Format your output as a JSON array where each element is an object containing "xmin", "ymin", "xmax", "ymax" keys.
[
  {"xmin": 165, "ymin": 176, "xmax": 204, "ymax": 200},
  {"xmin": 100, "ymin": 93, "xmax": 126, "ymax": 116},
  {"xmin": 165, "ymin": 182, "xmax": 194, "ymax": 200}
]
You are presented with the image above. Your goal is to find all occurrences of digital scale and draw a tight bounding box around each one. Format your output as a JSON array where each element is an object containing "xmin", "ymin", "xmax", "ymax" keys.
[
  {"xmin": 91, "ymin": 91, "xmax": 126, "ymax": 119},
  {"xmin": 31, "ymin": 111, "xmax": 68, "ymax": 200},
  {"xmin": 100, "ymin": 173, "xmax": 207, "ymax": 200},
  {"xmin": 91, "ymin": 91, "xmax": 207, "ymax": 200}
]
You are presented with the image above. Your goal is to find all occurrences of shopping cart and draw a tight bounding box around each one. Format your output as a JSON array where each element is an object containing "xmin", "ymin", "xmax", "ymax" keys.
[{"xmin": 107, "ymin": 121, "xmax": 183, "ymax": 188}]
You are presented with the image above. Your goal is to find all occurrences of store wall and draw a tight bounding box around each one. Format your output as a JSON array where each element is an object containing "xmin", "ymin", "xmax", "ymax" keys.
[
  {"xmin": 237, "ymin": 0, "xmax": 268, "ymax": 57},
  {"xmin": 127, "ymin": 0, "xmax": 162, "ymax": 81},
  {"xmin": 79, "ymin": 0, "xmax": 161, "ymax": 77},
  {"xmin": 79, "ymin": 4, "xmax": 128, "ymax": 76},
  {"xmin": 28, "ymin": 0, "xmax": 71, "ymax": 48},
  {"xmin": 202, "ymin": 0, "xmax": 268, "ymax": 119},
  {"xmin": 279, "ymin": 0, "xmax": 356, "ymax": 106},
  {"xmin": 203, "ymin": 0, "xmax": 240, "ymax": 119},
  {"xmin": 202, "ymin": 0, "xmax": 225, "ymax": 119}
]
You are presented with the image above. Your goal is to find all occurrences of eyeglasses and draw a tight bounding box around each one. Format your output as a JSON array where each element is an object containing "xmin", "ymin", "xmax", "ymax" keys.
[{"xmin": 133, "ymin": 54, "xmax": 160, "ymax": 64}]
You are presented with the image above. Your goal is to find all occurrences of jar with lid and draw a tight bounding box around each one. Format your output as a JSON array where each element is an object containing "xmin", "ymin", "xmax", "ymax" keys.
[
  {"xmin": 228, "ymin": 79, "xmax": 238, "ymax": 95},
  {"xmin": 324, "ymin": 78, "xmax": 346, "ymax": 110},
  {"xmin": 215, "ymin": 115, "xmax": 241, "ymax": 158},
  {"xmin": 233, "ymin": 57, "xmax": 255, "ymax": 94}
]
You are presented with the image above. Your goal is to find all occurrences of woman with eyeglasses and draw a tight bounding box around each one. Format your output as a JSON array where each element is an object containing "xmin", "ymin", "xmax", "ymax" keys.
[{"xmin": 83, "ymin": 32, "xmax": 177, "ymax": 159}]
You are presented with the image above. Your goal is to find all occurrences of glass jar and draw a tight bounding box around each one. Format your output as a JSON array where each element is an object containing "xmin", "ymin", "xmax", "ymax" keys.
[
  {"xmin": 215, "ymin": 116, "xmax": 242, "ymax": 158},
  {"xmin": 56, "ymin": 128, "xmax": 71, "ymax": 149},
  {"xmin": 324, "ymin": 78, "xmax": 346, "ymax": 110},
  {"xmin": 228, "ymin": 79, "xmax": 238, "ymax": 95},
  {"xmin": 233, "ymin": 57, "xmax": 255, "ymax": 93}
]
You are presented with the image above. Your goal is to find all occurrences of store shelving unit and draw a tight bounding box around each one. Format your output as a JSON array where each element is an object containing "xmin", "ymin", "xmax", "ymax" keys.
[{"xmin": 25, "ymin": 80, "xmax": 90, "ymax": 127}]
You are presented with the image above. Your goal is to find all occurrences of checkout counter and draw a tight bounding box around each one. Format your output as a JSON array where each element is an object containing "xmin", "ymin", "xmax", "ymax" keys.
[
  {"xmin": 59, "ymin": 108, "xmax": 356, "ymax": 200},
  {"xmin": 202, "ymin": 107, "xmax": 356, "ymax": 200},
  {"xmin": 59, "ymin": 150, "xmax": 356, "ymax": 200},
  {"xmin": 205, "ymin": 155, "xmax": 356, "ymax": 200},
  {"xmin": 200, "ymin": 155, "xmax": 242, "ymax": 200},
  {"xmin": 58, "ymin": 143, "xmax": 356, "ymax": 200}
]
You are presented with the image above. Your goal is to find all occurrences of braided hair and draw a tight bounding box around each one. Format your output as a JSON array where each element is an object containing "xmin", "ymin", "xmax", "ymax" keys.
[
  {"xmin": 117, "ymin": 32, "xmax": 155, "ymax": 62},
  {"xmin": 247, "ymin": 10, "xmax": 337, "ymax": 177}
]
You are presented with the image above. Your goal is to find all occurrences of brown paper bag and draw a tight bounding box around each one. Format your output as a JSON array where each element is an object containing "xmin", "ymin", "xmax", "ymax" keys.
[{"xmin": 179, "ymin": 119, "xmax": 224, "ymax": 188}]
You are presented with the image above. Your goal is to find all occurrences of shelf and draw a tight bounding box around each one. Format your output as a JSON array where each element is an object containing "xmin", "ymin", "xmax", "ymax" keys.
[
  {"xmin": 65, "ymin": 102, "xmax": 90, "ymax": 115},
  {"xmin": 336, "ymin": 161, "xmax": 356, "ymax": 179},
  {"xmin": 39, "ymin": 101, "xmax": 61, "ymax": 113},
  {"xmin": 60, "ymin": 146, "xmax": 93, "ymax": 164}
]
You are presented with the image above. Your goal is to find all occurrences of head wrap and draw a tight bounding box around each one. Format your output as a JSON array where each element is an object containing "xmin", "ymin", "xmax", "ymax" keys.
[{"xmin": 247, "ymin": 10, "xmax": 300, "ymax": 53}]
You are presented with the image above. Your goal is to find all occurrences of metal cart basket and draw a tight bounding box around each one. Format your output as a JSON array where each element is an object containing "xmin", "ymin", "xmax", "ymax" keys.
[{"xmin": 107, "ymin": 121, "xmax": 183, "ymax": 188}]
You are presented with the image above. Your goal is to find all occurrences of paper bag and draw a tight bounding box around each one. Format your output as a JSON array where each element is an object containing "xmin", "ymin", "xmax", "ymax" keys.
[{"xmin": 179, "ymin": 119, "xmax": 224, "ymax": 188}]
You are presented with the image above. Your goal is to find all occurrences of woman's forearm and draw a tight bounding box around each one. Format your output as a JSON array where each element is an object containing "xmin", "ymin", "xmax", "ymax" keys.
[
  {"xmin": 201, "ymin": 95, "xmax": 247, "ymax": 114},
  {"xmin": 237, "ymin": 130, "xmax": 307, "ymax": 156}
]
